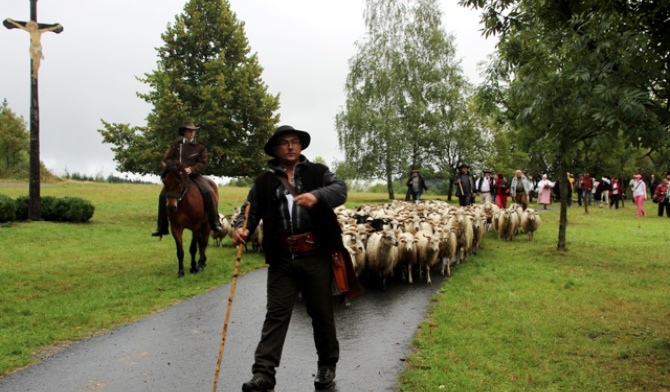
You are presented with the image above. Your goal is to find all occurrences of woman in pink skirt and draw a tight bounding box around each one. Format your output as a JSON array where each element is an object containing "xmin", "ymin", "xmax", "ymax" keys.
[
  {"xmin": 632, "ymin": 174, "xmax": 647, "ymax": 217},
  {"xmin": 536, "ymin": 174, "xmax": 555, "ymax": 209}
]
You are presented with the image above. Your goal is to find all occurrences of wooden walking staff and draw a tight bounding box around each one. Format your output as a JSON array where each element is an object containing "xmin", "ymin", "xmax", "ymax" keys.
[
  {"xmin": 212, "ymin": 202, "xmax": 251, "ymax": 392},
  {"xmin": 4, "ymin": 1, "xmax": 63, "ymax": 220}
]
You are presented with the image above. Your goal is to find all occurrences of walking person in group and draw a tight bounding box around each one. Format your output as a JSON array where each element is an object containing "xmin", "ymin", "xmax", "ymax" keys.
[
  {"xmin": 536, "ymin": 174, "xmax": 555, "ymax": 209},
  {"xmin": 510, "ymin": 170, "xmax": 533, "ymax": 210},
  {"xmin": 592, "ymin": 177, "xmax": 601, "ymax": 206},
  {"xmin": 151, "ymin": 121, "xmax": 224, "ymax": 237},
  {"xmin": 454, "ymin": 163, "xmax": 475, "ymax": 206},
  {"xmin": 654, "ymin": 178, "xmax": 670, "ymax": 217},
  {"xmin": 494, "ymin": 172, "xmax": 509, "ymax": 209},
  {"xmin": 406, "ymin": 169, "xmax": 428, "ymax": 202},
  {"xmin": 475, "ymin": 169, "xmax": 495, "ymax": 204},
  {"xmin": 599, "ymin": 176, "xmax": 610, "ymax": 207},
  {"xmin": 232, "ymin": 125, "xmax": 351, "ymax": 391},
  {"xmin": 576, "ymin": 174, "xmax": 584, "ymax": 206},
  {"xmin": 581, "ymin": 173, "xmax": 593, "ymax": 206},
  {"xmin": 632, "ymin": 174, "xmax": 647, "ymax": 217},
  {"xmin": 609, "ymin": 177, "xmax": 622, "ymax": 209}
]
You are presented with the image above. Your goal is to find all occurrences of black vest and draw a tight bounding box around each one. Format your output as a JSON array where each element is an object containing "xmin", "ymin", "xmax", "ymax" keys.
[{"xmin": 254, "ymin": 162, "xmax": 344, "ymax": 262}]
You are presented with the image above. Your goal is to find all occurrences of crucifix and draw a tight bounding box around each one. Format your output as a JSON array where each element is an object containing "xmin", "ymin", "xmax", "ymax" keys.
[{"xmin": 3, "ymin": 0, "xmax": 63, "ymax": 220}]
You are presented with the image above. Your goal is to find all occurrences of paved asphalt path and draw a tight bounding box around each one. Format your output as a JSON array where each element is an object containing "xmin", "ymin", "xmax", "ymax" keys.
[{"xmin": 0, "ymin": 268, "xmax": 445, "ymax": 392}]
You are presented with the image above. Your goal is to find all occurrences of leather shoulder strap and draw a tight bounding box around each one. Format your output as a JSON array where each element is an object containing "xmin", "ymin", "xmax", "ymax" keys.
[{"xmin": 275, "ymin": 174, "xmax": 298, "ymax": 197}]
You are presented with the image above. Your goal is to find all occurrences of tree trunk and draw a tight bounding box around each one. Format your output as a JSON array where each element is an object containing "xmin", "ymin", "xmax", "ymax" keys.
[
  {"xmin": 557, "ymin": 155, "xmax": 568, "ymax": 251},
  {"xmin": 387, "ymin": 176, "xmax": 395, "ymax": 200}
]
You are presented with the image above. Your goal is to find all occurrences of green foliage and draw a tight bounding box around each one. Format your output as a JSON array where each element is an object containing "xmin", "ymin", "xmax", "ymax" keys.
[
  {"xmin": 14, "ymin": 195, "xmax": 28, "ymax": 221},
  {"xmin": 44, "ymin": 196, "xmax": 94, "ymax": 223},
  {"xmin": 99, "ymin": 0, "xmax": 279, "ymax": 177},
  {"xmin": 225, "ymin": 176, "xmax": 254, "ymax": 187},
  {"xmin": 0, "ymin": 194, "xmax": 16, "ymax": 223},
  {"xmin": 7, "ymin": 195, "xmax": 95, "ymax": 223},
  {"xmin": 462, "ymin": 0, "xmax": 670, "ymax": 248},
  {"xmin": 336, "ymin": 0, "xmax": 476, "ymax": 199},
  {"xmin": 0, "ymin": 100, "xmax": 29, "ymax": 172}
]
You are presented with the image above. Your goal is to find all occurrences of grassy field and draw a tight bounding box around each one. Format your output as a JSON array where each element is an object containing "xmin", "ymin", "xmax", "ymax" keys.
[{"xmin": 1, "ymin": 181, "xmax": 669, "ymax": 391}]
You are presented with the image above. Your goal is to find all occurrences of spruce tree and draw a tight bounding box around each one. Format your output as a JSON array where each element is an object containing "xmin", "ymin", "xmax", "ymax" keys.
[{"xmin": 99, "ymin": 0, "xmax": 279, "ymax": 177}]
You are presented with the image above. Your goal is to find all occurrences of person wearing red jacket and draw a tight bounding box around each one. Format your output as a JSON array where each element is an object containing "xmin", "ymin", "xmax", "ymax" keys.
[
  {"xmin": 581, "ymin": 173, "xmax": 593, "ymax": 206},
  {"xmin": 654, "ymin": 178, "xmax": 670, "ymax": 217},
  {"xmin": 608, "ymin": 177, "xmax": 623, "ymax": 209}
]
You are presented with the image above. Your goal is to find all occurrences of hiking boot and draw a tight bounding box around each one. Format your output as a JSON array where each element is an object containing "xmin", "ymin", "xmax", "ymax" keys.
[
  {"xmin": 210, "ymin": 221, "xmax": 225, "ymax": 235},
  {"xmin": 242, "ymin": 373, "xmax": 275, "ymax": 392},
  {"xmin": 151, "ymin": 228, "xmax": 169, "ymax": 237},
  {"xmin": 314, "ymin": 366, "xmax": 336, "ymax": 390}
]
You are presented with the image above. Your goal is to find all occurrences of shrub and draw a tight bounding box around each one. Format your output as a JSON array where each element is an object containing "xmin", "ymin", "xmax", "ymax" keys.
[
  {"xmin": 40, "ymin": 196, "xmax": 59, "ymax": 221},
  {"xmin": 59, "ymin": 197, "xmax": 95, "ymax": 222},
  {"xmin": 14, "ymin": 196, "xmax": 29, "ymax": 221},
  {"xmin": 0, "ymin": 194, "xmax": 16, "ymax": 223},
  {"xmin": 12, "ymin": 196, "xmax": 94, "ymax": 223}
]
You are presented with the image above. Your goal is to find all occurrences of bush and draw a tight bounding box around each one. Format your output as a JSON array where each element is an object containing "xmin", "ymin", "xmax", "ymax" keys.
[
  {"xmin": 14, "ymin": 196, "xmax": 29, "ymax": 221},
  {"xmin": 40, "ymin": 196, "xmax": 59, "ymax": 221},
  {"xmin": 0, "ymin": 194, "xmax": 16, "ymax": 223},
  {"xmin": 59, "ymin": 197, "xmax": 95, "ymax": 222},
  {"xmin": 11, "ymin": 195, "xmax": 95, "ymax": 223}
]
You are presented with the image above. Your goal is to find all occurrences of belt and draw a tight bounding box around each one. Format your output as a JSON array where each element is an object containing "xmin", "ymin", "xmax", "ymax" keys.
[{"xmin": 278, "ymin": 232, "xmax": 318, "ymax": 256}]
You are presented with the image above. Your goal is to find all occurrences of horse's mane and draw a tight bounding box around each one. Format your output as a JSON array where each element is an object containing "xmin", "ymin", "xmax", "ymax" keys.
[{"xmin": 161, "ymin": 162, "xmax": 184, "ymax": 178}]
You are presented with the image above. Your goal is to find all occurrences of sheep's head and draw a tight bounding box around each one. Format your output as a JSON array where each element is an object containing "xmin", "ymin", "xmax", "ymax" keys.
[{"xmin": 382, "ymin": 232, "xmax": 399, "ymax": 247}]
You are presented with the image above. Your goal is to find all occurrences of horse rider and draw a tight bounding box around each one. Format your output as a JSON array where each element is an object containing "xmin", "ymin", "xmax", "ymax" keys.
[{"xmin": 151, "ymin": 120, "xmax": 224, "ymax": 237}]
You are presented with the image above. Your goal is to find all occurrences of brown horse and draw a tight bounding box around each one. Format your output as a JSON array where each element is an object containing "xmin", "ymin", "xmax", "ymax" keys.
[{"xmin": 161, "ymin": 162, "xmax": 218, "ymax": 278}]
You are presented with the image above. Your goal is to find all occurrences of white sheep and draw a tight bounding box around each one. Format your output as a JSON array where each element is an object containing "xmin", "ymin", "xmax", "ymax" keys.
[
  {"xmin": 397, "ymin": 231, "xmax": 418, "ymax": 284},
  {"xmin": 248, "ymin": 220, "xmax": 263, "ymax": 252},
  {"xmin": 365, "ymin": 229, "xmax": 399, "ymax": 290},
  {"xmin": 342, "ymin": 230, "xmax": 366, "ymax": 276},
  {"xmin": 438, "ymin": 226, "xmax": 457, "ymax": 277},
  {"xmin": 415, "ymin": 229, "xmax": 440, "ymax": 284},
  {"xmin": 499, "ymin": 209, "xmax": 519, "ymax": 241},
  {"xmin": 520, "ymin": 208, "xmax": 542, "ymax": 241}
]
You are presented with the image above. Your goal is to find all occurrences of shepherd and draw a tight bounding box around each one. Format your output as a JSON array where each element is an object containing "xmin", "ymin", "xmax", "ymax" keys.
[
  {"xmin": 232, "ymin": 125, "xmax": 362, "ymax": 391},
  {"xmin": 151, "ymin": 120, "xmax": 224, "ymax": 238}
]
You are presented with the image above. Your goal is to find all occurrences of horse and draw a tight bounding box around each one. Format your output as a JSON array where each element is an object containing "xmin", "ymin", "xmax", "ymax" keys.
[{"xmin": 161, "ymin": 162, "xmax": 218, "ymax": 278}]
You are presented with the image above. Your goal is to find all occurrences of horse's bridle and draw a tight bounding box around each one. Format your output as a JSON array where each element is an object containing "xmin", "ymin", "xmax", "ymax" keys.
[{"xmin": 163, "ymin": 166, "xmax": 190, "ymax": 202}]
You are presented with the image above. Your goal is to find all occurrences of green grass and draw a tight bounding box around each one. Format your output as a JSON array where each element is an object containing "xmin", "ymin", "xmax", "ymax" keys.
[
  {"xmin": 399, "ymin": 204, "xmax": 670, "ymax": 391},
  {"xmin": 1, "ymin": 182, "xmax": 668, "ymax": 392},
  {"xmin": 0, "ymin": 181, "xmax": 264, "ymax": 376}
]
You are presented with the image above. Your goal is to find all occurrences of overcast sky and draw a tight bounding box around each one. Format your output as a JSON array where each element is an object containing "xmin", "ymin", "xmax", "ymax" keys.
[{"xmin": 1, "ymin": 0, "xmax": 497, "ymax": 179}]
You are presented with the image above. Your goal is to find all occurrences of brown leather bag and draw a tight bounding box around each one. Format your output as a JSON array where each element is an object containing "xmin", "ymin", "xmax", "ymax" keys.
[{"xmin": 331, "ymin": 250, "xmax": 349, "ymax": 293}]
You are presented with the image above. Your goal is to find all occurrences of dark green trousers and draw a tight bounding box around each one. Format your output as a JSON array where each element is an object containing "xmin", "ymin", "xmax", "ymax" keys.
[{"xmin": 252, "ymin": 252, "xmax": 339, "ymax": 378}]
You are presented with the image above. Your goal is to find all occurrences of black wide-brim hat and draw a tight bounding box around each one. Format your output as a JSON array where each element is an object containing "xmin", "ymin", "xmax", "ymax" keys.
[
  {"xmin": 264, "ymin": 125, "xmax": 311, "ymax": 157},
  {"xmin": 458, "ymin": 163, "xmax": 469, "ymax": 170},
  {"xmin": 178, "ymin": 120, "xmax": 200, "ymax": 136}
]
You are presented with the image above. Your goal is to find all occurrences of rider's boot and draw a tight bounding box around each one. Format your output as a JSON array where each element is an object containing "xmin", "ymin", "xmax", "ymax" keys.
[
  {"xmin": 204, "ymin": 192, "xmax": 225, "ymax": 235},
  {"xmin": 151, "ymin": 193, "xmax": 169, "ymax": 237}
]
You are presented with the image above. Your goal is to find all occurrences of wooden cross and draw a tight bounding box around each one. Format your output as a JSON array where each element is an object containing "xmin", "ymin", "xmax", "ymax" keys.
[
  {"xmin": 3, "ymin": 1, "xmax": 63, "ymax": 220},
  {"xmin": 3, "ymin": 18, "xmax": 63, "ymax": 78}
]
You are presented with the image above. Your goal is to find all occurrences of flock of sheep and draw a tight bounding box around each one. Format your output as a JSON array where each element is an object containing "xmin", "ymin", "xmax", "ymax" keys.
[{"xmin": 215, "ymin": 199, "xmax": 542, "ymax": 289}]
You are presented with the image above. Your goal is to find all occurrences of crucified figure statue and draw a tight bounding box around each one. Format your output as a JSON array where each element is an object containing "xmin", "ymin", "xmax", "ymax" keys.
[{"xmin": 4, "ymin": 18, "xmax": 64, "ymax": 78}]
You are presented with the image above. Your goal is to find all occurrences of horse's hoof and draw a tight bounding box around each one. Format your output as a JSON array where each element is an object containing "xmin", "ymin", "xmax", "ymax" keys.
[{"xmin": 178, "ymin": 272, "xmax": 185, "ymax": 278}]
